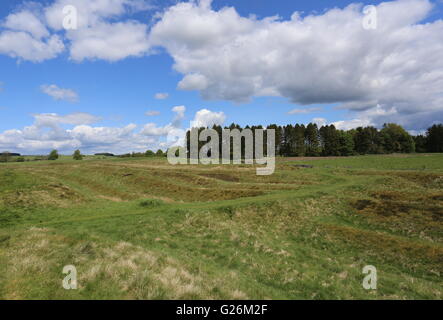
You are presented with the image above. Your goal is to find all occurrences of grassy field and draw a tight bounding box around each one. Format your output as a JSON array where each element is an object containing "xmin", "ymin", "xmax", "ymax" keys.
[{"xmin": 0, "ymin": 154, "xmax": 441, "ymax": 299}]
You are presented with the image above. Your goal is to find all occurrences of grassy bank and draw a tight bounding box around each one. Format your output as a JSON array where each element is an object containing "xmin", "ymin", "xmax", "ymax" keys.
[{"xmin": 0, "ymin": 154, "xmax": 441, "ymax": 299}]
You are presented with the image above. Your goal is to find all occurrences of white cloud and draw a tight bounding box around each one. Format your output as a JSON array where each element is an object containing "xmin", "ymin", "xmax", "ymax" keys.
[
  {"xmin": 155, "ymin": 92, "xmax": 169, "ymax": 100},
  {"xmin": 171, "ymin": 105, "xmax": 186, "ymax": 126},
  {"xmin": 3, "ymin": 10, "xmax": 49, "ymax": 39},
  {"xmin": 0, "ymin": 0, "xmax": 442, "ymax": 132},
  {"xmin": 150, "ymin": 0, "xmax": 443, "ymax": 130},
  {"xmin": 145, "ymin": 110, "xmax": 160, "ymax": 116},
  {"xmin": 318, "ymin": 105, "xmax": 397, "ymax": 130},
  {"xmin": 190, "ymin": 108, "xmax": 226, "ymax": 128},
  {"xmin": 46, "ymin": 0, "xmax": 152, "ymax": 61},
  {"xmin": 288, "ymin": 107, "xmax": 323, "ymax": 115},
  {"xmin": 70, "ymin": 123, "xmax": 137, "ymax": 145},
  {"xmin": 141, "ymin": 105, "xmax": 186, "ymax": 136},
  {"xmin": 0, "ymin": 106, "xmax": 228, "ymax": 154},
  {"xmin": 0, "ymin": 112, "xmax": 155, "ymax": 154},
  {"xmin": 178, "ymin": 73, "xmax": 209, "ymax": 91},
  {"xmin": 0, "ymin": 0, "xmax": 152, "ymax": 62},
  {"xmin": 44, "ymin": 0, "xmax": 149, "ymax": 30},
  {"xmin": 0, "ymin": 31, "xmax": 64, "ymax": 62},
  {"xmin": 33, "ymin": 112, "xmax": 101, "ymax": 127},
  {"xmin": 68, "ymin": 21, "xmax": 150, "ymax": 62},
  {"xmin": 140, "ymin": 123, "xmax": 176, "ymax": 136},
  {"xmin": 41, "ymin": 84, "xmax": 79, "ymax": 102},
  {"xmin": 312, "ymin": 117, "xmax": 327, "ymax": 128},
  {"xmin": 331, "ymin": 118, "xmax": 373, "ymax": 130},
  {"xmin": 0, "ymin": 6, "xmax": 65, "ymax": 62}
]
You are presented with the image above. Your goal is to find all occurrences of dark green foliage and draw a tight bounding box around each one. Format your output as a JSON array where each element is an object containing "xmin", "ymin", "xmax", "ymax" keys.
[
  {"xmin": 95, "ymin": 153, "xmax": 114, "ymax": 157},
  {"xmin": 293, "ymin": 124, "xmax": 306, "ymax": 156},
  {"xmin": 413, "ymin": 135, "xmax": 427, "ymax": 153},
  {"xmin": 352, "ymin": 126, "xmax": 382, "ymax": 154},
  {"xmin": 426, "ymin": 124, "xmax": 443, "ymax": 153},
  {"xmin": 305, "ymin": 123, "xmax": 321, "ymax": 156},
  {"xmin": 380, "ymin": 123, "xmax": 415, "ymax": 153},
  {"xmin": 131, "ymin": 152, "xmax": 145, "ymax": 157},
  {"xmin": 320, "ymin": 125, "xmax": 340, "ymax": 156},
  {"xmin": 139, "ymin": 199, "xmax": 164, "ymax": 207},
  {"xmin": 156, "ymin": 149, "xmax": 165, "ymax": 157},
  {"xmin": 48, "ymin": 150, "xmax": 59, "ymax": 160},
  {"xmin": 0, "ymin": 152, "xmax": 11, "ymax": 163},
  {"xmin": 183, "ymin": 122, "xmax": 437, "ymax": 159},
  {"xmin": 145, "ymin": 150, "xmax": 155, "ymax": 157},
  {"xmin": 73, "ymin": 150, "xmax": 83, "ymax": 160},
  {"xmin": 337, "ymin": 131, "xmax": 355, "ymax": 156}
]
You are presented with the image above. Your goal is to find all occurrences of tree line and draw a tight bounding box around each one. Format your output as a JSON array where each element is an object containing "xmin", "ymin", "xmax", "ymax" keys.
[
  {"xmin": 184, "ymin": 123, "xmax": 443, "ymax": 157},
  {"xmin": 0, "ymin": 123, "xmax": 442, "ymax": 162}
]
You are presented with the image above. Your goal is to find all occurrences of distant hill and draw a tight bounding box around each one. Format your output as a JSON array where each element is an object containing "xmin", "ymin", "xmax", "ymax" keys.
[
  {"xmin": 1, "ymin": 152, "xmax": 20, "ymax": 156},
  {"xmin": 95, "ymin": 153, "xmax": 115, "ymax": 157}
]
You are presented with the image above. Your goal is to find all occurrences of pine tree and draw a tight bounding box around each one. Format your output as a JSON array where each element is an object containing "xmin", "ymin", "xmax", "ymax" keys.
[
  {"xmin": 294, "ymin": 124, "xmax": 306, "ymax": 156},
  {"xmin": 337, "ymin": 131, "xmax": 355, "ymax": 156},
  {"xmin": 305, "ymin": 123, "xmax": 320, "ymax": 156},
  {"xmin": 426, "ymin": 124, "xmax": 443, "ymax": 152},
  {"xmin": 320, "ymin": 125, "xmax": 340, "ymax": 156}
]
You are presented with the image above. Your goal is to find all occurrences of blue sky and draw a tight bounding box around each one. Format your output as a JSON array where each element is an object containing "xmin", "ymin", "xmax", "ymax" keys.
[{"xmin": 0, "ymin": 0, "xmax": 442, "ymax": 154}]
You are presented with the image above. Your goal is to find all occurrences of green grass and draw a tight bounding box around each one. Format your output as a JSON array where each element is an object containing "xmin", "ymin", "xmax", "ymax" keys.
[
  {"xmin": 284, "ymin": 153, "xmax": 443, "ymax": 170},
  {"xmin": 0, "ymin": 154, "xmax": 441, "ymax": 299}
]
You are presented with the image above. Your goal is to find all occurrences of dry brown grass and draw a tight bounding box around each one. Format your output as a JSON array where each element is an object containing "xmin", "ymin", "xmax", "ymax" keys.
[
  {"xmin": 0, "ymin": 227, "xmax": 249, "ymax": 300},
  {"xmin": 322, "ymin": 224, "xmax": 443, "ymax": 275},
  {"xmin": 0, "ymin": 183, "xmax": 85, "ymax": 208}
]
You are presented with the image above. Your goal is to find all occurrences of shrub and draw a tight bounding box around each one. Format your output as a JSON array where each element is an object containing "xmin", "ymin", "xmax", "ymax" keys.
[
  {"xmin": 156, "ymin": 149, "xmax": 165, "ymax": 157},
  {"xmin": 139, "ymin": 199, "xmax": 164, "ymax": 208},
  {"xmin": 145, "ymin": 150, "xmax": 155, "ymax": 157},
  {"xmin": 0, "ymin": 152, "xmax": 10, "ymax": 163},
  {"xmin": 48, "ymin": 150, "xmax": 59, "ymax": 160},
  {"xmin": 73, "ymin": 150, "xmax": 83, "ymax": 160}
]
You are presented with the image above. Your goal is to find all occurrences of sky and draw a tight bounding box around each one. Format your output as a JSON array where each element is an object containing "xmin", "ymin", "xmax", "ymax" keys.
[{"xmin": 0, "ymin": 0, "xmax": 442, "ymax": 154}]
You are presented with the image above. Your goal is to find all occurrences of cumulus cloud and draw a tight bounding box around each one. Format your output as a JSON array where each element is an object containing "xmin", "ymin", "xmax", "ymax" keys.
[
  {"xmin": 68, "ymin": 21, "xmax": 150, "ymax": 62},
  {"xmin": 331, "ymin": 118, "xmax": 373, "ymax": 130},
  {"xmin": 44, "ymin": 0, "xmax": 151, "ymax": 30},
  {"xmin": 150, "ymin": 0, "xmax": 443, "ymax": 130},
  {"xmin": 140, "ymin": 106, "xmax": 226, "ymax": 147},
  {"xmin": 0, "ymin": 112, "xmax": 154, "ymax": 154},
  {"xmin": 312, "ymin": 117, "xmax": 328, "ymax": 128},
  {"xmin": 154, "ymin": 92, "xmax": 169, "ymax": 100},
  {"xmin": 315, "ymin": 105, "xmax": 399, "ymax": 130},
  {"xmin": 46, "ymin": 0, "xmax": 152, "ymax": 61},
  {"xmin": 312, "ymin": 104, "xmax": 442, "ymax": 131},
  {"xmin": 0, "ymin": 31, "xmax": 64, "ymax": 62},
  {"xmin": 1, "ymin": 0, "xmax": 442, "ymax": 131},
  {"xmin": 141, "ymin": 105, "xmax": 186, "ymax": 136},
  {"xmin": 0, "ymin": 106, "xmax": 227, "ymax": 154},
  {"xmin": 0, "ymin": 0, "xmax": 152, "ymax": 62},
  {"xmin": 3, "ymin": 9, "xmax": 49, "ymax": 39},
  {"xmin": 178, "ymin": 73, "xmax": 209, "ymax": 91},
  {"xmin": 0, "ymin": 5, "xmax": 65, "ymax": 62},
  {"xmin": 190, "ymin": 108, "xmax": 226, "ymax": 128},
  {"xmin": 41, "ymin": 84, "xmax": 79, "ymax": 102}
]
